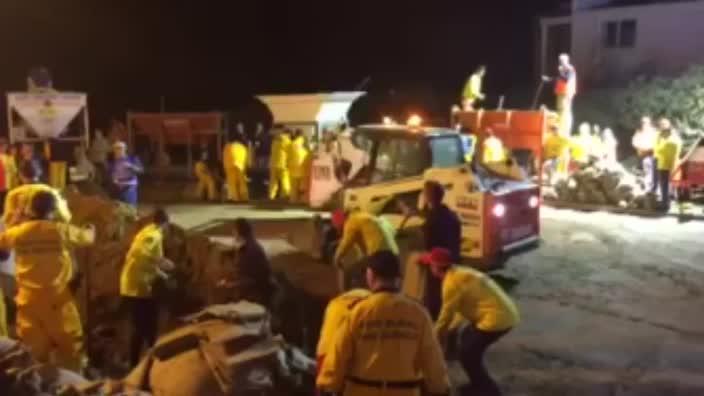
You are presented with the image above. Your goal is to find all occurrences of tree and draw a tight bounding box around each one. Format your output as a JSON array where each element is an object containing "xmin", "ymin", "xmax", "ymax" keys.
[{"xmin": 619, "ymin": 65, "xmax": 704, "ymax": 135}]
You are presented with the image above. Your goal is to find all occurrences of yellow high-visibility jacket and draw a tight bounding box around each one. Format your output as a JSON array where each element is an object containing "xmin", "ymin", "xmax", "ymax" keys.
[
  {"xmin": 194, "ymin": 161, "xmax": 211, "ymax": 178},
  {"xmin": 543, "ymin": 134, "xmax": 570, "ymax": 160},
  {"xmin": 462, "ymin": 73, "xmax": 484, "ymax": 101},
  {"xmin": 270, "ymin": 135, "xmax": 291, "ymax": 170},
  {"xmin": 570, "ymin": 135, "xmax": 590, "ymax": 163},
  {"xmin": 3, "ymin": 184, "xmax": 71, "ymax": 227},
  {"xmin": 288, "ymin": 136, "xmax": 309, "ymax": 177},
  {"xmin": 120, "ymin": 223, "xmax": 165, "ymax": 298},
  {"xmin": 655, "ymin": 135, "xmax": 681, "ymax": 171},
  {"xmin": 317, "ymin": 291, "xmax": 450, "ymax": 396},
  {"xmin": 482, "ymin": 136, "xmax": 506, "ymax": 163},
  {"xmin": 334, "ymin": 212, "xmax": 399, "ymax": 264},
  {"xmin": 232, "ymin": 142, "xmax": 249, "ymax": 171},
  {"xmin": 0, "ymin": 220, "xmax": 95, "ymax": 305},
  {"xmin": 0, "ymin": 154, "xmax": 18, "ymax": 190},
  {"xmin": 316, "ymin": 289, "xmax": 371, "ymax": 360},
  {"xmin": 435, "ymin": 266, "xmax": 519, "ymax": 338}
]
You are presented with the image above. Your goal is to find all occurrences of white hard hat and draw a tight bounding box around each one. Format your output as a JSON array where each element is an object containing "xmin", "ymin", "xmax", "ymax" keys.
[{"xmin": 113, "ymin": 141, "xmax": 127, "ymax": 149}]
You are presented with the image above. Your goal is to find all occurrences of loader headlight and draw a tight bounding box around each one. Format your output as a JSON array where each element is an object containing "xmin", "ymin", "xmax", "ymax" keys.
[
  {"xmin": 492, "ymin": 203, "xmax": 506, "ymax": 218},
  {"xmin": 529, "ymin": 195, "xmax": 540, "ymax": 208}
]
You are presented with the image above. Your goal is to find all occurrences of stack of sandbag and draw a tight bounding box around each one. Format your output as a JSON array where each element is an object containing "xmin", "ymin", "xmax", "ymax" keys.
[
  {"xmin": 65, "ymin": 190, "xmax": 138, "ymax": 242},
  {"xmin": 99, "ymin": 302, "xmax": 316, "ymax": 396},
  {"xmin": 553, "ymin": 161, "xmax": 653, "ymax": 209}
]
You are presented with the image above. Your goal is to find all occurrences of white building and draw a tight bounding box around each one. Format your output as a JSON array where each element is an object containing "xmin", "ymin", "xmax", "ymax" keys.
[{"xmin": 539, "ymin": 0, "xmax": 704, "ymax": 86}]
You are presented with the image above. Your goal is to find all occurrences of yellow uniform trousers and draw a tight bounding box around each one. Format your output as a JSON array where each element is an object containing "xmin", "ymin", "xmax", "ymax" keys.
[
  {"xmin": 269, "ymin": 167, "xmax": 291, "ymax": 200},
  {"xmin": 17, "ymin": 294, "xmax": 84, "ymax": 372},
  {"xmin": 225, "ymin": 167, "xmax": 249, "ymax": 201}
]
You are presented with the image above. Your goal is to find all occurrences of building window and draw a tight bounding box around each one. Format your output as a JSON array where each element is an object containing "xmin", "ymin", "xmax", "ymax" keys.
[{"xmin": 602, "ymin": 19, "xmax": 637, "ymax": 48}]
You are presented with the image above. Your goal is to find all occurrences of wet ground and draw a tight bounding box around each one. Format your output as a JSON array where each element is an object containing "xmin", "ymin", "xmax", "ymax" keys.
[{"xmin": 161, "ymin": 204, "xmax": 704, "ymax": 395}]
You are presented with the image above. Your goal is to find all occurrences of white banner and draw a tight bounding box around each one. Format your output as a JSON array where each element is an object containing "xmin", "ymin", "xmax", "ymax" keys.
[
  {"xmin": 8, "ymin": 92, "xmax": 86, "ymax": 139},
  {"xmin": 454, "ymin": 193, "xmax": 484, "ymax": 259}
]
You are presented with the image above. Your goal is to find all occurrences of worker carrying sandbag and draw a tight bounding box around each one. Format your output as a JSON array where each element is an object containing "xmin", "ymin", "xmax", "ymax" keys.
[
  {"xmin": 482, "ymin": 129, "xmax": 507, "ymax": 164},
  {"xmin": 316, "ymin": 289, "xmax": 371, "ymax": 377},
  {"xmin": 288, "ymin": 129, "xmax": 310, "ymax": 204},
  {"xmin": 120, "ymin": 208, "xmax": 175, "ymax": 367},
  {"xmin": 420, "ymin": 247, "xmax": 519, "ymax": 396},
  {"xmin": 3, "ymin": 160, "xmax": 71, "ymax": 227},
  {"xmin": 317, "ymin": 251, "xmax": 450, "ymax": 396},
  {"xmin": 654, "ymin": 118, "xmax": 682, "ymax": 212},
  {"xmin": 462, "ymin": 65, "xmax": 486, "ymax": 111},
  {"xmin": 269, "ymin": 129, "xmax": 292, "ymax": 200},
  {"xmin": 331, "ymin": 209, "xmax": 399, "ymax": 290},
  {"xmin": 223, "ymin": 137, "xmax": 249, "ymax": 202},
  {"xmin": 0, "ymin": 191, "xmax": 96, "ymax": 371}
]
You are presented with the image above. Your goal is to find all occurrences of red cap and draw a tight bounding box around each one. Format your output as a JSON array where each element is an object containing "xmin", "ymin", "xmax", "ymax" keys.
[
  {"xmin": 420, "ymin": 247, "xmax": 453, "ymax": 268},
  {"xmin": 331, "ymin": 209, "xmax": 347, "ymax": 229}
]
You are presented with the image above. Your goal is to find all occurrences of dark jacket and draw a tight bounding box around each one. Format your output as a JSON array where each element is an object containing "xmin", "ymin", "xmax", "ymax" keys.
[
  {"xmin": 422, "ymin": 203, "xmax": 462, "ymax": 321},
  {"xmin": 423, "ymin": 204, "xmax": 462, "ymax": 261},
  {"xmin": 233, "ymin": 238, "xmax": 275, "ymax": 308}
]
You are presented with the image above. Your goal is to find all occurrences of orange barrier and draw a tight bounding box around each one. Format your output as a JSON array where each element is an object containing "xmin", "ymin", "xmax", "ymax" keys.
[{"xmin": 129, "ymin": 112, "xmax": 224, "ymax": 146}]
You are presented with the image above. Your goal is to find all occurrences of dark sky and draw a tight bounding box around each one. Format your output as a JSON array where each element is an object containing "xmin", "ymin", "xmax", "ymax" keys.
[{"xmin": 0, "ymin": 0, "xmax": 564, "ymax": 127}]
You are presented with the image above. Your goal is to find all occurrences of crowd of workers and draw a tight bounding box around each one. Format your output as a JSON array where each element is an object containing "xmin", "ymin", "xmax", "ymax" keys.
[
  {"xmin": 316, "ymin": 181, "xmax": 519, "ymax": 396},
  {"xmin": 192, "ymin": 126, "xmax": 314, "ymax": 204}
]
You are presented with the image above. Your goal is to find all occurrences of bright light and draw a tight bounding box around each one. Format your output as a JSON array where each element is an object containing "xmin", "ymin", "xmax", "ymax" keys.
[
  {"xmin": 529, "ymin": 196, "xmax": 540, "ymax": 208},
  {"xmin": 407, "ymin": 114, "xmax": 422, "ymax": 127},
  {"xmin": 382, "ymin": 116, "xmax": 394, "ymax": 125},
  {"xmin": 492, "ymin": 203, "xmax": 506, "ymax": 218},
  {"xmin": 451, "ymin": 105, "xmax": 461, "ymax": 113}
]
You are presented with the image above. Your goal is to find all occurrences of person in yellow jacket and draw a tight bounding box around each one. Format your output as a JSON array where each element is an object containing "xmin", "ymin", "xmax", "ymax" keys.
[
  {"xmin": 0, "ymin": 191, "xmax": 95, "ymax": 371},
  {"xmin": 331, "ymin": 209, "xmax": 399, "ymax": 291},
  {"xmin": 269, "ymin": 130, "xmax": 292, "ymax": 200},
  {"xmin": 654, "ymin": 119, "xmax": 682, "ymax": 212},
  {"xmin": 120, "ymin": 208, "xmax": 174, "ymax": 367},
  {"xmin": 3, "ymin": 160, "xmax": 71, "ymax": 227},
  {"xmin": 570, "ymin": 123, "xmax": 592, "ymax": 166},
  {"xmin": 223, "ymin": 138, "xmax": 250, "ymax": 202},
  {"xmin": 543, "ymin": 126, "xmax": 571, "ymax": 183},
  {"xmin": 317, "ymin": 251, "xmax": 450, "ymax": 396},
  {"xmin": 194, "ymin": 149, "xmax": 216, "ymax": 201},
  {"xmin": 316, "ymin": 289, "xmax": 371, "ymax": 378},
  {"xmin": 482, "ymin": 129, "xmax": 507, "ymax": 164},
  {"xmin": 462, "ymin": 65, "xmax": 486, "ymax": 111},
  {"xmin": 421, "ymin": 247, "xmax": 518, "ymax": 396},
  {"xmin": 288, "ymin": 129, "xmax": 310, "ymax": 203}
]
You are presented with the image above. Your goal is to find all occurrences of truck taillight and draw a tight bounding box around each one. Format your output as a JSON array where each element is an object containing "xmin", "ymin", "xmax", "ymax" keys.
[
  {"xmin": 492, "ymin": 203, "xmax": 506, "ymax": 218},
  {"xmin": 529, "ymin": 195, "xmax": 540, "ymax": 208}
]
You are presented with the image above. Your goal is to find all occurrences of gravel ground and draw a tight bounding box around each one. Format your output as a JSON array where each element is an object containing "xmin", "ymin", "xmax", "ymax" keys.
[{"xmin": 491, "ymin": 207, "xmax": 704, "ymax": 395}]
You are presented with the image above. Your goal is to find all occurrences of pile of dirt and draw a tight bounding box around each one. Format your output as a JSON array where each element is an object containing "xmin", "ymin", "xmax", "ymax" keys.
[{"xmin": 547, "ymin": 161, "xmax": 657, "ymax": 209}]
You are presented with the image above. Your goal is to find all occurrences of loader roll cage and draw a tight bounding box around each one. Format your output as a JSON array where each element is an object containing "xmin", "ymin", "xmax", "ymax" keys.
[{"xmin": 346, "ymin": 126, "xmax": 470, "ymax": 188}]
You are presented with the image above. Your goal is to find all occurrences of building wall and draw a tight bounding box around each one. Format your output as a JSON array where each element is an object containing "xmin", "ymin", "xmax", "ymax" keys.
[{"xmin": 571, "ymin": 1, "xmax": 704, "ymax": 84}]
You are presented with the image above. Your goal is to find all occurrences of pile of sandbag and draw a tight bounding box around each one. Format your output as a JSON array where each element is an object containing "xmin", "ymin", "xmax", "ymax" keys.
[
  {"xmin": 550, "ymin": 161, "xmax": 656, "ymax": 209},
  {"xmin": 81, "ymin": 302, "xmax": 314, "ymax": 396}
]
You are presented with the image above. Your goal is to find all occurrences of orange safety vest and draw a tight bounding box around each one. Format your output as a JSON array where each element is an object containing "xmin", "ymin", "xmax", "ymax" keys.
[{"xmin": 555, "ymin": 66, "xmax": 577, "ymax": 96}]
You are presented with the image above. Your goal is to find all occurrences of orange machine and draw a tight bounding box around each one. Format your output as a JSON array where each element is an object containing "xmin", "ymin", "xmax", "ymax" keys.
[
  {"xmin": 127, "ymin": 112, "xmax": 225, "ymax": 173},
  {"xmin": 454, "ymin": 109, "xmax": 553, "ymax": 179}
]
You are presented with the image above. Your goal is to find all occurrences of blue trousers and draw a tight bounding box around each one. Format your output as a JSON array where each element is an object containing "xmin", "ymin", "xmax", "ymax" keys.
[{"xmin": 116, "ymin": 185, "xmax": 139, "ymax": 206}]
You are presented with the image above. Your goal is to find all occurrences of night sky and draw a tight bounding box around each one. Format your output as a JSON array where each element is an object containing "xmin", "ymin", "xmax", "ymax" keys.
[{"xmin": 0, "ymin": 0, "xmax": 565, "ymax": 128}]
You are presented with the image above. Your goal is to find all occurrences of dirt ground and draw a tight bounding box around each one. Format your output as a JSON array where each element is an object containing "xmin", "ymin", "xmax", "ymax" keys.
[{"xmin": 164, "ymin": 204, "xmax": 704, "ymax": 396}]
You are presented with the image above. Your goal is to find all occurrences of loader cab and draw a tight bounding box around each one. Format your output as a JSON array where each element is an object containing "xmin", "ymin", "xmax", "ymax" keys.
[
  {"xmin": 347, "ymin": 125, "xmax": 471, "ymax": 188},
  {"xmin": 343, "ymin": 125, "xmax": 472, "ymax": 214}
]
